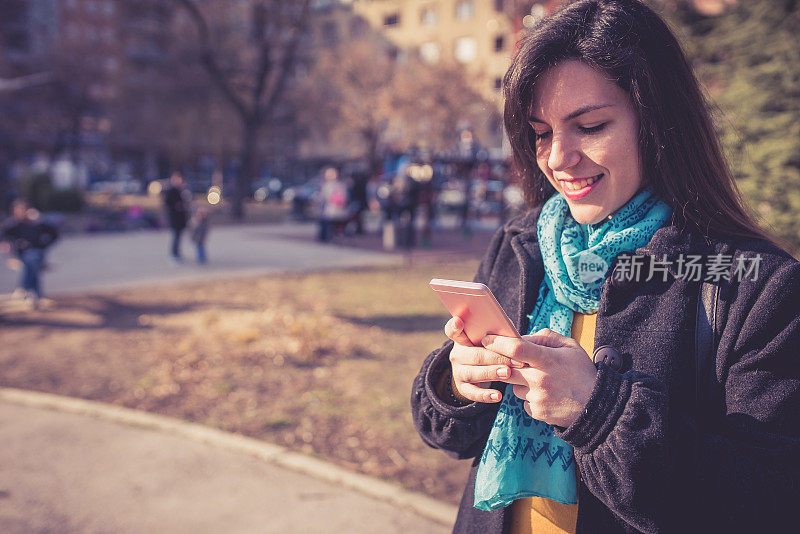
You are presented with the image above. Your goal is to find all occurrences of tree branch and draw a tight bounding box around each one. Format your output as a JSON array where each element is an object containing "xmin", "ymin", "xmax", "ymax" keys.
[
  {"xmin": 261, "ymin": 0, "xmax": 311, "ymax": 117},
  {"xmin": 171, "ymin": 0, "xmax": 249, "ymax": 118}
]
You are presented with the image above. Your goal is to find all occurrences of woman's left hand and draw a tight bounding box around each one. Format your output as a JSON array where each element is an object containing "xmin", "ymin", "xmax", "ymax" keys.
[{"xmin": 482, "ymin": 328, "xmax": 598, "ymax": 428}]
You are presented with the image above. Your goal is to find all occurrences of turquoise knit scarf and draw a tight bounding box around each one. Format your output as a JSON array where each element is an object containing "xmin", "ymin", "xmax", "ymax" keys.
[{"xmin": 474, "ymin": 188, "xmax": 673, "ymax": 511}]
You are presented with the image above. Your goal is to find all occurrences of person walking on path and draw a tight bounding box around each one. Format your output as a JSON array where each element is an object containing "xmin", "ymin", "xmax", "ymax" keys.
[
  {"xmin": 411, "ymin": 1, "xmax": 800, "ymax": 533},
  {"xmin": 190, "ymin": 206, "xmax": 210, "ymax": 264},
  {"xmin": 163, "ymin": 172, "xmax": 191, "ymax": 262},
  {"xmin": 316, "ymin": 167, "xmax": 349, "ymax": 243},
  {"xmin": 1, "ymin": 199, "xmax": 58, "ymax": 309}
]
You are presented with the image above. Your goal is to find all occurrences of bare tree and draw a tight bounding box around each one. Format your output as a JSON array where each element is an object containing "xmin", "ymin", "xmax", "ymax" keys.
[
  {"xmin": 299, "ymin": 40, "xmax": 493, "ymax": 173},
  {"xmin": 171, "ymin": 0, "xmax": 311, "ymax": 219}
]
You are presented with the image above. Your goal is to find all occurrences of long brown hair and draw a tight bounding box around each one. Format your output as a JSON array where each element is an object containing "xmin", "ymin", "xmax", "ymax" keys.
[{"xmin": 504, "ymin": 0, "xmax": 776, "ymax": 244}]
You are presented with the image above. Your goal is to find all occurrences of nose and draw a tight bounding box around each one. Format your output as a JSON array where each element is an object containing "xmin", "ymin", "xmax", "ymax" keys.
[{"xmin": 547, "ymin": 134, "xmax": 580, "ymax": 171}]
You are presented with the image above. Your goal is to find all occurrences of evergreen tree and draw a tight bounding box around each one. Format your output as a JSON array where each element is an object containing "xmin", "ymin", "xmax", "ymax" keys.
[{"xmin": 675, "ymin": 0, "xmax": 800, "ymax": 253}]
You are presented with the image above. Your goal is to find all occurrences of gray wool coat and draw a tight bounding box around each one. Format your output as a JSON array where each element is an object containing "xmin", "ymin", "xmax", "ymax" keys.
[{"xmin": 411, "ymin": 208, "xmax": 800, "ymax": 534}]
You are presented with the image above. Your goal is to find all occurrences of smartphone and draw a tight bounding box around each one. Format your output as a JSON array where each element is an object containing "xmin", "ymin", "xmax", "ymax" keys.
[{"xmin": 430, "ymin": 278, "xmax": 520, "ymax": 346}]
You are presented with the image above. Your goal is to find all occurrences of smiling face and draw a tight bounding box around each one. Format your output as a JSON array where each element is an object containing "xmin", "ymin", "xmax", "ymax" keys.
[{"xmin": 530, "ymin": 60, "xmax": 643, "ymax": 224}]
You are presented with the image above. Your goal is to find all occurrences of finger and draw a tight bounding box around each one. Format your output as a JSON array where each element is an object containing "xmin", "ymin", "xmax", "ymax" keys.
[
  {"xmin": 496, "ymin": 367, "xmax": 529, "ymax": 386},
  {"xmin": 522, "ymin": 400, "xmax": 534, "ymax": 419},
  {"xmin": 500, "ymin": 367, "xmax": 548, "ymax": 389},
  {"xmin": 524, "ymin": 328, "xmax": 573, "ymax": 348},
  {"xmin": 512, "ymin": 384, "xmax": 530, "ymax": 400},
  {"xmin": 445, "ymin": 316, "xmax": 474, "ymax": 346},
  {"xmin": 454, "ymin": 364, "xmax": 512, "ymax": 385},
  {"xmin": 456, "ymin": 382, "xmax": 503, "ymax": 403},
  {"xmin": 449, "ymin": 346, "xmax": 524, "ymax": 368},
  {"xmin": 482, "ymin": 334, "xmax": 550, "ymax": 368}
]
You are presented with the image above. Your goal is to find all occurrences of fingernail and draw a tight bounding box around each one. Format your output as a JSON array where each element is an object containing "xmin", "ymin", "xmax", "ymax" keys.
[
  {"xmin": 490, "ymin": 393, "xmax": 500, "ymax": 402},
  {"xmin": 509, "ymin": 360, "xmax": 525, "ymax": 368},
  {"xmin": 497, "ymin": 367, "xmax": 510, "ymax": 379}
]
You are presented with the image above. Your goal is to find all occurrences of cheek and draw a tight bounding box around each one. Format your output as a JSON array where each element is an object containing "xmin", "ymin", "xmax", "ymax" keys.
[
  {"xmin": 584, "ymin": 132, "xmax": 638, "ymax": 174},
  {"xmin": 536, "ymin": 146, "xmax": 553, "ymax": 176}
]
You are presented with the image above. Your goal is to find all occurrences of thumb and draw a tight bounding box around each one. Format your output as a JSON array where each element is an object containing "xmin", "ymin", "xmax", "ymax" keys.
[{"xmin": 524, "ymin": 328, "xmax": 575, "ymax": 349}]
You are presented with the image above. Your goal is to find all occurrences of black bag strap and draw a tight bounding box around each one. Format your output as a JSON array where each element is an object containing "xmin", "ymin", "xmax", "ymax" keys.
[{"xmin": 695, "ymin": 281, "xmax": 720, "ymax": 415}]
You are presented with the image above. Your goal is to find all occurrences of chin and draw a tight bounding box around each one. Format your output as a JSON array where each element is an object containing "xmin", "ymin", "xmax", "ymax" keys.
[{"xmin": 567, "ymin": 205, "xmax": 609, "ymax": 225}]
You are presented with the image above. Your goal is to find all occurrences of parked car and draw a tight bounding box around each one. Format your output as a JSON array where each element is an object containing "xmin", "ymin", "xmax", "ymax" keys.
[
  {"xmin": 282, "ymin": 178, "xmax": 321, "ymax": 220},
  {"xmin": 473, "ymin": 179, "xmax": 505, "ymax": 218},
  {"xmin": 252, "ymin": 177, "xmax": 284, "ymax": 202},
  {"xmin": 436, "ymin": 179, "xmax": 468, "ymax": 214},
  {"xmin": 90, "ymin": 179, "xmax": 143, "ymax": 195}
]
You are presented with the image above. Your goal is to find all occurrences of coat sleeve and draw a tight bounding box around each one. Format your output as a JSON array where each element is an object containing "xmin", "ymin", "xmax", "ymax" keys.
[
  {"xmin": 556, "ymin": 258, "xmax": 800, "ymax": 533},
  {"xmin": 410, "ymin": 224, "xmax": 509, "ymax": 460}
]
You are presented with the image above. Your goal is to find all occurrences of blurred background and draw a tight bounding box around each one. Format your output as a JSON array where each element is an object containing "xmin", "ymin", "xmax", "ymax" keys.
[
  {"xmin": 0, "ymin": 0, "xmax": 796, "ymax": 250},
  {"xmin": 0, "ymin": 0, "xmax": 797, "ymax": 529}
]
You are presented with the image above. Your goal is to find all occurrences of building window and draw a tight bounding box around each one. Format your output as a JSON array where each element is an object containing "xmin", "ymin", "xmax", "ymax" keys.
[
  {"xmin": 420, "ymin": 6, "xmax": 438, "ymax": 26},
  {"xmin": 455, "ymin": 0, "xmax": 475, "ymax": 21},
  {"xmin": 494, "ymin": 0, "xmax": 505, "ymax": 12},
  {"xmin": 384, "ymin": 13, "xmax": 400, "ymax": 27},
  {"xmin": 494, "ymin": 35, "xmax": 505, "ymax": 52},
  {"xmin": 419, "ymin": 42, "xmax": 441, "ymax": 64},
  {"xmin": 454, "ymin": 36, "xmax": 477, "ymax": 63},
  {"xmin": 494, "ymin": 77, "xmax": 503, "ymax": 91}
]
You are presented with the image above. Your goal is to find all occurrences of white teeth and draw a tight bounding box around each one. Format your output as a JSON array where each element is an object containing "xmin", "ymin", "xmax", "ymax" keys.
[{"xmin": 564, "ymin": 174, "xmax": 601, "ymax": 191}]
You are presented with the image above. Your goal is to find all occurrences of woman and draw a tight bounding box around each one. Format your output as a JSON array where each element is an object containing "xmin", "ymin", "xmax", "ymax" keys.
[{"xmin": 410, "ymin": 1, "xmax": 800, "ymax": 533}]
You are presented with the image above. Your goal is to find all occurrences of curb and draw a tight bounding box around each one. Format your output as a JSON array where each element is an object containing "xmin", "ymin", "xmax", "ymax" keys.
[{"xmin": 0, "ymin": 387, "xmax": 457, "ymax": 527}]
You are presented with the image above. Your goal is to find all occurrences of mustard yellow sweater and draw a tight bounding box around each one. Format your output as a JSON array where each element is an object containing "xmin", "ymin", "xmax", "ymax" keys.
[{"xmin": 511, "ymin": 312, "xmax": 597, "ymax": 534}]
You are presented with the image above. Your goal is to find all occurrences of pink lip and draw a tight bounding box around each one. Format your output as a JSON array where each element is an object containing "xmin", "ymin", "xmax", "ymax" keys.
[{"xmin": 559, "ymin": 173, "xmax": 604, "ymax": 200}]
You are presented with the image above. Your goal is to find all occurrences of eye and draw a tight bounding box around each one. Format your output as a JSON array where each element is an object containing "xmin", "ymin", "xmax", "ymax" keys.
[
  {"xmin": 533, "ymin": 130, "xmax": 552, "ymax": 141},
  {"xmin": 579, "ymin": 123, "xmax": 607, "ymax": 134}
]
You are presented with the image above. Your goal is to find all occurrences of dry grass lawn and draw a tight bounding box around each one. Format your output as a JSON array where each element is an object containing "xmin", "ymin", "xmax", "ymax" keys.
[{"xmin": 0, "ymin": 258, "xmax": 483, "ymax": 503}]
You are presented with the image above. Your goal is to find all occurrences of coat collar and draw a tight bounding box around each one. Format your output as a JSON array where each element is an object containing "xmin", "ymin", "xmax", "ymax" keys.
[
  {"xmin": 635, "ymin": 218, "xmax": 718, "ymax": 277},
  {"xmin": 506, "ymin": 208, "xmax": 542, "ymax": 268},
  {"xmin": 508, "ymin": 209, "xmax": 718, "ymax": 279}
]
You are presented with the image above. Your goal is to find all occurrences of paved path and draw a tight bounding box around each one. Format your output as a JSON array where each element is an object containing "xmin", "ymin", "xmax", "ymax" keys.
[
  {"xmin": 0, "ymin": 223, "xmax": 400, "ymax": 295},
  {"xmin": 0, "ymin": 390, "xmax": 453, "ymax": 534}
]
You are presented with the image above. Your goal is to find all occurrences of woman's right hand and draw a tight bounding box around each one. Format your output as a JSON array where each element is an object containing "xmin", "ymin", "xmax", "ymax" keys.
[{"xmin": 445, "ymin": 316, "xmax": 525, "ymax": 403}]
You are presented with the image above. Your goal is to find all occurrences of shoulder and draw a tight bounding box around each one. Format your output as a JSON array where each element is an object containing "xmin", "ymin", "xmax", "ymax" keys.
[
  {"xmin": 473, "ymin": 206, "xmax": 544, "ymax": 286},
  {"xmin": 712, "ymin": 236, "xmax": 800, "ymax": 332},
  {"xmin": 723, "ymin": 237, "xmax": 799, "ymax": 287},
  {"xmin": 480, "ymin": 206, "xmax": 543, "ymax": 263},
  {"xmin": 500, "ymin": 205, "xmax": 544, "ymax": 238}
]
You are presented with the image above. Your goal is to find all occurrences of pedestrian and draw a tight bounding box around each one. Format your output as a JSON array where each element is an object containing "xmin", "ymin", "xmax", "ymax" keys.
[
  {"xmin": 1, "ymin": 199, "xmax": 58, "ymax": 309},
  {"xmin": 190, "ymin": 206, "xmax": 210, "ymax": 264},
  {"xmin": 388, "ymin": 164, "xmax": 419, "ymax": 248},
  {"xmin": 316, "ymin": 167, "xmax": 348, "ymax": 243},
  {"xmin": 410, "ymin": 1, "xmax": 800, "ymax": 533},
  {"xmin": 349, "ymin": 171, "xmax": 369, "ymax": 235},
  {"xmin": 163, "ymin": 171, "xmax": 190, "ymax": 262}
]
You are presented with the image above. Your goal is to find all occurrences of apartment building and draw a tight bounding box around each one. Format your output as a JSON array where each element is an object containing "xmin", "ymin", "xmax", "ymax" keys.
[
  {"xmin": 349, "ymin": 0, "xmax": 515, "ymax": 106},
  {"xmin": 305, "ymin": 1, "xmax": 568, "ymax": 155}
]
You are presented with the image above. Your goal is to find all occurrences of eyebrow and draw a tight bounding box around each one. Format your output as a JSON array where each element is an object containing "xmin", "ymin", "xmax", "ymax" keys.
[{"xmin": 529, "ymin": 104, "xmax": 613, "ymax": 124}]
